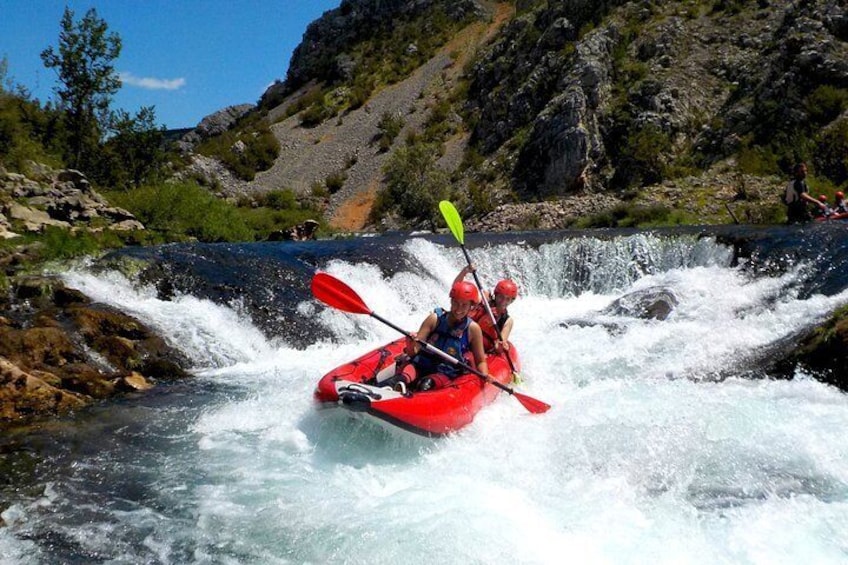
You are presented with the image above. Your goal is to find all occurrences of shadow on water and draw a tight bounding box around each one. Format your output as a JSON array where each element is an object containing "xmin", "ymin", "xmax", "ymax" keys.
[{"xmin": 299, "ymin": 409, "xmax": 435, "ymax": 467}]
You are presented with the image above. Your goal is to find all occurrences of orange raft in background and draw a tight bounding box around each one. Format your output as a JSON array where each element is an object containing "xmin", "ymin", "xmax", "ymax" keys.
[{"xmin": 313, "ymin": 337, "xmax": 520, "ymax": 437}]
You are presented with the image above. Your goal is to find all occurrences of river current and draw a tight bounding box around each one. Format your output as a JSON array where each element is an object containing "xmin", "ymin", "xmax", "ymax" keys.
[{"xmin": 2, "ymin": 226, "xmax": 848, "ymax": 563}]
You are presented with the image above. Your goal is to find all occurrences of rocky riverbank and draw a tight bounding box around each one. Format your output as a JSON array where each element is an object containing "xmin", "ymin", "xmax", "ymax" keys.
[
  {"xmin": 0, "ymin": 274, "xmax": 189, "ymax": 427},
  {"xmin": 1, "ymin": 165, "xmax": 190, "ymax": 429}
]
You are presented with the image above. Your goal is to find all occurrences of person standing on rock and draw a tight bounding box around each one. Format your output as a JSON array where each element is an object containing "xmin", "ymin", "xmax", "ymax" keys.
[{"xmin": 783, "ymin": 162, "xmax": 827, "ymax": 224}]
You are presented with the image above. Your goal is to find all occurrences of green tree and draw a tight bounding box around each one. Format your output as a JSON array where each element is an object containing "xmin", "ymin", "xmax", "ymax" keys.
[
  {"xmin": 377, "ymin": 143, "xmax": 450, "ymax": 229},
  {"xmin": 41, "ymin": 7, "xmax": 121, "ymax": 172},
  {"xmin": 103, "ymin": 106, "xmax": 165, "ymax": 187}
]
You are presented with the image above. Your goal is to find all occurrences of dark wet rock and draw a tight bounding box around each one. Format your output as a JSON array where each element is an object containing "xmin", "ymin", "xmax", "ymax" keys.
[
  {"xmin": 602, "ymin": 287, "xmax": 679, "ymax": 320},
  {"xmin": 558, "ymin": 318, "xmax": 627, "ymax": 335},
  {"xmin": 776, "ymin": 305, "xmax": 848, "ymax": 391}
]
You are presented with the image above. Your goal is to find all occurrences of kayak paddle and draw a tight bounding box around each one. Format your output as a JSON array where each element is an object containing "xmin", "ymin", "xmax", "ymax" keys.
[
  {"xmin": 311, "ymin": 272, "xmax": 550, "ymax": 414},
  {"xmin": 439, "ymin": 200, "xmax": 525, "ymax": 384}
]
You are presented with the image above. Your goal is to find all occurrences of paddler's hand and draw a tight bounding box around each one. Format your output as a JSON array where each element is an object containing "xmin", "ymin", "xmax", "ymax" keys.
[{"xmin": 404, "ymin": 334, "xmax": 417, "ymax": 356}]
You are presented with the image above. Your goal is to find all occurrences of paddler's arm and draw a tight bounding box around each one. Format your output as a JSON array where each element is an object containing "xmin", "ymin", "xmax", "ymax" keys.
[
  {"xmin": 468, "ymin": 322, "xmax": 489, "ymax": 377},
  {"xmin": 405, "ymin": 312, "xmax": 437, "ymax": 356},
  {"xmin": 495, "ymin": 317, "xmax": 515, "ymax": 353},
  {"xmin": 453, "ymin": 264, "xmax": 475, "ymax": 286}
]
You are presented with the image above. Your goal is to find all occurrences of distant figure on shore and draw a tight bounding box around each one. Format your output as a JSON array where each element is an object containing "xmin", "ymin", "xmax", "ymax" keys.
[{"xmin": 783, "ymin": 162, "xmax": 827, "ymax": 224}]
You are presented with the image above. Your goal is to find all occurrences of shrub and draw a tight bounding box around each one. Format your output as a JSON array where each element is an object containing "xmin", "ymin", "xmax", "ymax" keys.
[
  {"xmin": 261, "ymin": 189, "xmax": 297, "ymax": 210},
  {"xmin": 377, "ymin": 111, "xmax": 405, "ymax": 152},
  {"xmin": 237, "ymin": 207, "xmax": 323, "ymax": 240},
  {"xmin": 371, "ymin": 142, "xmax": 449, "ymax": 228},
  {"xmin": 325, "ymin": 171, "xmax": 347, "ymax": 193},
  {"xmin": 806, "ymin": 86, "xmax": 848, "ymax": 126},
  {"xmin": 196, "ymin": 121, "xmax": 280, "ymax": 181},
  {"xmin": 575, "ymin": 203, "xmax": 674, "ymax": 228},
  {"xmin": 106, "ymin": 181, "xmax": 253, "ymax": 242},
  {"xmin": 38, "ymin": 226, "xmax": 123, "ymax": 261},
  {"xmin": 815, "ymin": 118, "xmax": 848, "ymax": 186}
]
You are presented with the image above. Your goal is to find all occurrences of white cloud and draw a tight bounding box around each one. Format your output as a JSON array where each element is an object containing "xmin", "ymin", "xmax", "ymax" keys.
[{"xmin": 119, "ymin": 71, "xmax": 186, "ymax": 91}]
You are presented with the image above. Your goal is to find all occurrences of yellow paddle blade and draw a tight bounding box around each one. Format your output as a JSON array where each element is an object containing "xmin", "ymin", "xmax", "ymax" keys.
[{"xmin": 439, "ymin": 200, "xmax": 464, "ymax": 245}]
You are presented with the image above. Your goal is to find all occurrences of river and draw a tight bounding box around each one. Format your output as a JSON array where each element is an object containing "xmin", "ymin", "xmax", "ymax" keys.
[{"xmin": 2, "ymin": 225, "xmax": 848, "ymax": 563}]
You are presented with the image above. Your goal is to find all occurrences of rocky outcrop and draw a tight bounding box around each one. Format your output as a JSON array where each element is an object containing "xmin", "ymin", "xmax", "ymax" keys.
[
  {"xmin": 466, "ymin": 0, "xmax": 848, "ymax": 201},
  {"xmin": 466, "ymin": 192, "xmax": 623, "ymax": 231},
  {"xmin": 602, "ymin": 287, "xmax": 679, "ymax": 321},
  {"xmin": 0, "ymin": 167, "xmax": 144, "ymax": 236},
  {"xmin": 774, "ymin": 305, "xmax": 848, "ymax": 391},
  {"xmin": 176, "ymin": 104, "xmax": 255, "ymax": 152},
  {"xmin": 269, "ymin": 0, "xmax": 483, "ymax": 100},
  {"xmin": 0, "ymin": 276, "xmax": 189, "ymax": 427}
]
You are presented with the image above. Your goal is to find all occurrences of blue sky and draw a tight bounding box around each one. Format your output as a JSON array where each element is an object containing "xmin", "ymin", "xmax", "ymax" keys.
[{"xmin": 0, "ymin": 0, "xmax": 340, "ymax": 129}]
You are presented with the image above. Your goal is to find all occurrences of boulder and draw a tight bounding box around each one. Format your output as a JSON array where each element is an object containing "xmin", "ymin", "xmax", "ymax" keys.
[
  {"xmin": 602, "ymin": 287, "xmax": 679, "ymax": 321},
  {"xmin": 0, "ymin": 357, "xmax": 86, "ymax": 421}
]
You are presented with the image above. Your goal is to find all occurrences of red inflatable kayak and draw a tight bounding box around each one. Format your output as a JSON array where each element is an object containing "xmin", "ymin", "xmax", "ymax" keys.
[
  {"xmin": 815, "ymin": 212, "xmax": 848, "ymax": 222},
  {"xmin": 314, "ymin": 337, "xmax": 520, "ymax": 437}
]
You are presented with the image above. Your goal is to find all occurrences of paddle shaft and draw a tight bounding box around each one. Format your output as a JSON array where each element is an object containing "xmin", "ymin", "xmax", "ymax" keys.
[
  {"xmin": 458, "ymin": 244, "xmax": 521, "ymax": 376},
  {"xmin": 369, "ymin": 311, "xmax": 520, "ymax": 397}
]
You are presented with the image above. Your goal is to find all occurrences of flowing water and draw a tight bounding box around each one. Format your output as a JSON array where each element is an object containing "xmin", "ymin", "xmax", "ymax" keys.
[{"xmin": 2, "ymin": 226, "xmax": 848, "ymax": 564}]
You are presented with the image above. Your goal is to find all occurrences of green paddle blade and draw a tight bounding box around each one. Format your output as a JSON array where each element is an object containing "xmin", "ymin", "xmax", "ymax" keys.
[{"xmin": 439, "ymin": 200, "xmax": 464, "ymax": 245}]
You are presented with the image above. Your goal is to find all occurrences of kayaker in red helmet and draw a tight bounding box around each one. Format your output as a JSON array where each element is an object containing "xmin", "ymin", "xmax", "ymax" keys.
[
  {"xmin": 814, "ymin": 194, "xmax": 833, "ymax": 219},
  {"xmin": 454, "ymin": 265, "xmax": 518, "ymax": 354},
  {"xmin": 835, "ymin": 191, "xmax": 847, "ymax": 214},
  {"xmin": 387, "ymin": 280, "xmax": 489, "ymax": 392}
]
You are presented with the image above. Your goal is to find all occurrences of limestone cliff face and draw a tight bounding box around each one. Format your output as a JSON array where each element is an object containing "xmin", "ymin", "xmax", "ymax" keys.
[
  {"xmin": 466, "ymin": 0, "xmax": 848, "ymax": 198},
  {"xmin": 260, "ymin": 0, "xmax": 483, "ymax": 107}
]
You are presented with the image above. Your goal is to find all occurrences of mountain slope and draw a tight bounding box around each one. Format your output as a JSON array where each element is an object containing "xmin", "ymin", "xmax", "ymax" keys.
[{"xmin": 181, "ymin": 0, "xmax": 848, "ymax": 231}]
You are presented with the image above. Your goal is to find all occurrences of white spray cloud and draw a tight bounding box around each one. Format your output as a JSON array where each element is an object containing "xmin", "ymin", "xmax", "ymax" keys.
[{"xmin": 119, "ymin": 71, "xmax": 186, "ymax": 90}]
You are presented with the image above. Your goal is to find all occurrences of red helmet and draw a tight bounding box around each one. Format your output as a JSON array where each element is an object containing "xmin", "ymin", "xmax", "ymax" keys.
[
  {"xmin": 450, "ymin": 281, "xmax": 478, "ymax": 302},
  {"xmin": 837, "ymin": 191, "xmax": 844, "ymax": 199},
  {"xmin": 494, "ymin": 279, "xmax": 519, "ymax": 298},
  {"xmin": 819, "ymin": 194, "xmax": 828, "ymax": 202}
]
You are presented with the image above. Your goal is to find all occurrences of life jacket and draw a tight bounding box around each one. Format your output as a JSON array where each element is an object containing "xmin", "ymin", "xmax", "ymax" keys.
[
  {"xmin": 414, "ymin": 307, "xmax": 471, "ymax": 378},
  {"xmin": 783, "ymin": 179, "xmax": 806, "ymax": 206},
  {"xmin": 469, "ymin": 301, "xmax": 509, "ymax": 352}
]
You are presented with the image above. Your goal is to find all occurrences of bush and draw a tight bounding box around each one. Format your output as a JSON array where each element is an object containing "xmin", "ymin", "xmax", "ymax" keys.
[
  {"xmin": 0, "ymin": 92, "xmax": 65, "ymax": 171},
  {"xmin": 371, "ymin": 142, "xmax": 449, "ymax": 228},
  {"xmin": 815, "ymin": 118, "xmax": 848, "ymax": 186},
  {"xmin": 106, "ymin": 181, "xmax": 253, "ymax": 242},
  {"xmin": 237, "ymin": 207, "xmax": 323, "ymax": 241},
  {"xmin": 325, "ymin": 171, "xmax": 347, "ymax": 193},
  {"xmin": 377, "ymin": 111, "xmax": 405, "ymax": 152},
  {"xmin": 806, "ymin": 86, "xmax": 848, "ymax": 126},
  {"xmin": 261, "ymin": 189, "xmax": 297, "ymax": 210},
  {"xmin": 575, "ymin": 203, "xmax": 675, "ymax": 228}
]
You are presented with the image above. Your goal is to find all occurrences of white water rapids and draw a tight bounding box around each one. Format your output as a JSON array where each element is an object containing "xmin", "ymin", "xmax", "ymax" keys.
[{"xmin": 2, "ymin": 234, "xmax": 848, "ymax": 563}]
